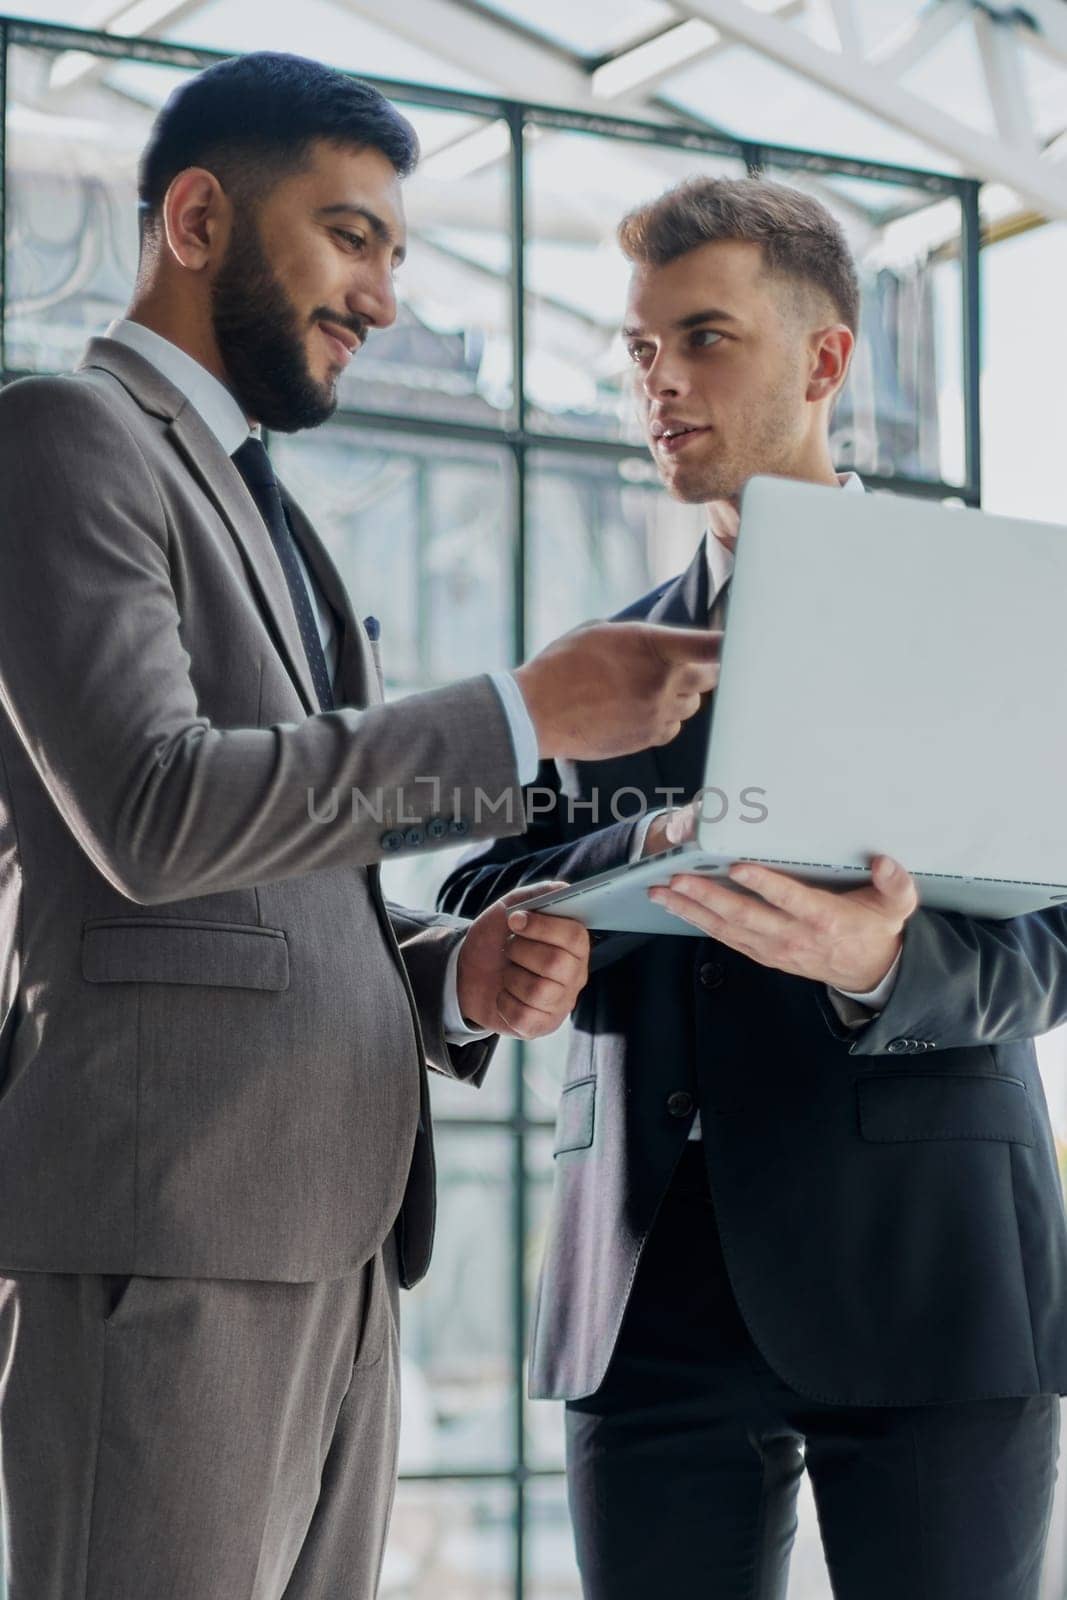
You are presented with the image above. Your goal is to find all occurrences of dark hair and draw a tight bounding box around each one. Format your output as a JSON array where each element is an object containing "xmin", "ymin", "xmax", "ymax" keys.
[
  {"xmin": 618, "ymin": 176, "xmax": 860, "ymax": 334},
  {"xmin": 138, "ymin": 51, "xmax": 419, "ymax": 228}
]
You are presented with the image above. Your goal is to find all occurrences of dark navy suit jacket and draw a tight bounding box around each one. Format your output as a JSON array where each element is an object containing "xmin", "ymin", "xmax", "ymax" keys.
[{"xmin": 440, "ymin": 536, "xmax": 1067, "ymax": 1405}]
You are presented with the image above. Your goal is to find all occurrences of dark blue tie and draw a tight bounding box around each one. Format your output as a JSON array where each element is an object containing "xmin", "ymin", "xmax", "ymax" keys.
[{"xmin": 232, "ymin": 436, "xmax": 335, "ymax": 711}]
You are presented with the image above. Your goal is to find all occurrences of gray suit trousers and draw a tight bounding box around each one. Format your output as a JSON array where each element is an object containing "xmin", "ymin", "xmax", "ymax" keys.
[{"xmin": 0, "ymin": 1239, "xmax": 399, "ymax": 1600}]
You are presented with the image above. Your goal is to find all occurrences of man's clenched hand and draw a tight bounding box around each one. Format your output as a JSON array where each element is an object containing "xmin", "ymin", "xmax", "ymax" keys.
[{"xmin": 456, "ymin": 883, "xmax": 591, "ymax": 1040}]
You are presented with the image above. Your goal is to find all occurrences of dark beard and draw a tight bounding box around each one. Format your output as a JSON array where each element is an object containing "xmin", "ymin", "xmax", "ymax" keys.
[{"xmin": 211, "ymin": 211, "xmax": 339, "ymax": 434}]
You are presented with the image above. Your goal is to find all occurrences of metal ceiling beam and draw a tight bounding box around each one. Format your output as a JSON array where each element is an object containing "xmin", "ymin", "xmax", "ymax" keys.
[
  {"xmin": 973, "ymin": 7, "xmax": 1038, "ymax": 153},
  {"xmin": 43, "ymin": 0, "xmax": 212, "ymax": 94},
  {"xmin": 589, "ymin": 1, "xmax": 804, "ymax": 101},
  {"xmin": 450, "ymin": 0, "xmax": 581, "ymax": 63},
  {"xmin": 825, "ymin": 0, "xmax": 862, "ymax": 58},
  {"xmin": 988, "ymin": 0, "xmax": 1067, "ymax": 70},
  {"xmin": 870, "ymin": 0, "xmax": 970, "ymax": 78},
  {"xmin": 338, "ymin": 0, "xmax": 596, "ymax": 106},
  {"xmin": 340, "ymin": 0, "xmax": 746, "ymax": 128},
  {"xmin": 675, "ymin": 0, "xmax": 1067, "ymax": 218}
]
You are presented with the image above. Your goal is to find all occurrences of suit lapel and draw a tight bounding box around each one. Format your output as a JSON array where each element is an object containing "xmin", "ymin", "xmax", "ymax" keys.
[
  {"xmin": 281, "ymin": 494, "xmax": 379, "ymax": 709},
  {"xmin": 646, "ymin": 535, "xmax": 713, "ymax": 801},
  {"xmin": 77, "ymin": 338, "xmax": 320, "ymax": 718},
  {"xmin": 647, "ymin": 534, "xmax": 709, "ymax": 633},
  {"xmin": 560, "ymin": 535, "xmax": 714, "ymax": 815},
  {"xmin": 167, "ymin": 409, "xmax": 322, "ymax": 715}
]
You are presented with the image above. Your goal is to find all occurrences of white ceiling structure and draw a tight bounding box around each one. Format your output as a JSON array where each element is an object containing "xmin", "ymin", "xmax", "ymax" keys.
[
  {"xmin": 10, "ymin": 0, "xmax": 1067, "ymax": 224},
  {"xmin": 5, "ymin": 0, "xmax": 1063, "ymax": 475}
]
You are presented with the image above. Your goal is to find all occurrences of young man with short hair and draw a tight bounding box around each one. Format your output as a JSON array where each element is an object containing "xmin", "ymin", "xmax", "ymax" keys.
[{"xmin": 442, "ymin": 176, "xmax": 1067, "ymax": 1600}]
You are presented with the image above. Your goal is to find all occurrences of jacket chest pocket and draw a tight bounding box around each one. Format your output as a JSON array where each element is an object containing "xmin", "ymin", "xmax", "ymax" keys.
[
  {"xmin": 554, "ymin": 1076, "xmax": 596, "ymax": 1155},
  {"xmin": 856, "ymin": 1072, "xmax": 1034, "ymax": 1145}
]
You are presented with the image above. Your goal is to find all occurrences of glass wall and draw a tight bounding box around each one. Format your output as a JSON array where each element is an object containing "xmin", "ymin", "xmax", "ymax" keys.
[
  {"xmin": 982, "ymin": 225, "xmax": 1067, "ymax": 1600},
  {"xmin": 272, "ymin": 425, "xmax": 516, "ymax": 691},
  {"xmin": 0, "ymin": 16, "xmax": 983, "ymax": 1597}
]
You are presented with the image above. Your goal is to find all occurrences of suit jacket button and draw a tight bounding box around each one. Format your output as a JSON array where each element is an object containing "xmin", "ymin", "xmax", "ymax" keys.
[
  {"xmin": 699, "ymin": 960, "xmax": 726, "ymax": 990},
  {"xmin": 450, "ymin": 818, "xmax": 471, "ymax": 837},
  {"xmin": 887, "ymin": 1038, "xmax": 912, "ymax": 1054},
  {"xmin": 667, "ymin": 1091, "xmax": 694, "ymax": 1118},
  {"xmin": 404, "ymin": 827, "xmax": 425, "ymax": 848},
  {"xmin": 427, "ymin": 817, "xmax": 448, "ymax": 840},
  {"xmin": 381, "ymin": 829, "xmax": 404, "ymax": 852}
]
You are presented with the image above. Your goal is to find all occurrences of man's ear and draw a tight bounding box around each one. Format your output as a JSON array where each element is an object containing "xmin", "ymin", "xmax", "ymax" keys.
[
  {"xmin": 807, "ymin": 324, "xmax": 854, "ymax": 404},
  {"xmin": 161, "ymin": 167, "xmax": 230, "ymax": 272}
]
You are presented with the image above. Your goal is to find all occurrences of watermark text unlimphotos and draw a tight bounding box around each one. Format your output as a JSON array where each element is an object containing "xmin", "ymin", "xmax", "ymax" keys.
[{"xmin": 306, "ymin": 779, "xmax": 768, "ymax": 830}]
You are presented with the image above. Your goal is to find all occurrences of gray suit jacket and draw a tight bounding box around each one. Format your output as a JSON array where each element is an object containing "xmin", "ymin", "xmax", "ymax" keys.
[{"xmin": 0, "ymin": 337, "xmax": 523, "ymax": 1286}]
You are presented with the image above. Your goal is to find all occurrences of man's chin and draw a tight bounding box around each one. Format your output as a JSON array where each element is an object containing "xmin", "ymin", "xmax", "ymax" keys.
[
  {"xmin": 659, "ymin": 466, "xmax": 727, "ymax": 506},
  {"xmin": 310, "ymin": 370, "xmax": 342, "ymax": 418},
  {"xmin": 310, "ymin": 373, "xmax": 340, "ymax": 416},
  {"xmin": 257, "ymin": 384, "xmax": 339, "ymax": 434}
]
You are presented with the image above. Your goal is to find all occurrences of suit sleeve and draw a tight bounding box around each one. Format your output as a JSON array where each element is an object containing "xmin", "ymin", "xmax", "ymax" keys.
[
  {"xmin": 437, "ymin": 758, "xmax": 649, "ymax": 973},
  {"xmin": 0, "ymin": 377, "xmax": 523, "ymax": 904},
  {"xmin": 385, "ymin": 899, "xmax": 497, "ymax": 1085},
  {"xmin": 832, "ymin": 903, "xmax": 1067, "ymax": 1053}
]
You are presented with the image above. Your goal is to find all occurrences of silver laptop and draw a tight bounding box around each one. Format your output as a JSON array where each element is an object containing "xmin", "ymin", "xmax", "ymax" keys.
[{"xmin": 524, "ymin": 474, "xmax": 1067, "ymax": 936}]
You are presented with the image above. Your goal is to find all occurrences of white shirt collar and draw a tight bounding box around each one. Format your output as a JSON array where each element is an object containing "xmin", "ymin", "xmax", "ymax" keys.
[
  {"xmin": 705, "ymin": 522, "xmax": 734, "ymax": 605},
  {"xmin": 106, "ymin": 318, "xmax": 252, "ymax": 456},
  {"xmin": 706, "ymin": 470, "xmax": 864, "ymax": 608}
]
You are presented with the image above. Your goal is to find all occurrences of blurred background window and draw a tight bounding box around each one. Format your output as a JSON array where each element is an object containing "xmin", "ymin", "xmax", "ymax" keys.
[{"xmin": 4, "ymin": 2, "xmax": 1066, "ymax": 1593}]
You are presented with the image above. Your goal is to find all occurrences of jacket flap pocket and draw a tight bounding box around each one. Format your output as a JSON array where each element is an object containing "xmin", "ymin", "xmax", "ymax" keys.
[
  {"xmin": 554, "ymin": 1077, "xmax": 596, "ymax": 1156},
  {"xmin": 858, "ymin": 1072, "xmax": 1033, "ymax": 1146},
  {"xmin": 82, "ymin": 919, "xmax": 289, "ymax": 992}
]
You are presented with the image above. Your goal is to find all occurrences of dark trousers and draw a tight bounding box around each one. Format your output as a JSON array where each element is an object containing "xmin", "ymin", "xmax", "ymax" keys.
[
  {"xmin": 0, "ymin": 1237, "xmax": 399, "ymax": 1600},
  {"xmin": 566, "ymin": 1145, "xmax": 1060, "ymax": 1600}
]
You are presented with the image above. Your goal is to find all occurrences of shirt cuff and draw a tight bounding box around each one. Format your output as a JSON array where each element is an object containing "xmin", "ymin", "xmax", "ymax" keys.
[
  {"xmin": 826, "ymin": 951, "xmax": 902, "ymax": 1029},
  {"xmin": 834, "ymin": 950, "xmax": 902, "ymax": 1009},
  {"xmin": 442, "ymin": 937, "xmax": 494, "ymax": 1044},
  {"xmin": 630, "ymin": 809, "xmax": 667, "ymax": 862},
  {"xmin": 490, "ymin": 671, "xmax": 540, "ymax": 786}
]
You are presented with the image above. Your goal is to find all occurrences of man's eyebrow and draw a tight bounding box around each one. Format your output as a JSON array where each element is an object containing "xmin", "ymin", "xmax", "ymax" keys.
[
  {"xmin": 621, "ymin": 307, "xmax": 740, "ymax": 338},
  {"xmin": 317, "ymin": 204, "xmax": 407, "ymax": 263}
]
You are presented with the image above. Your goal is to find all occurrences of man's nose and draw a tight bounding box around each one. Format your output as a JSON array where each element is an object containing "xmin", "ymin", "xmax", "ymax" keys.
[
  {"xmin": 642, "ymin": 350, "xmax": 688, "ymax": 401},
  {"xmin": 347, "ymin": 264, "xmax": 397, "ymax": 332}
]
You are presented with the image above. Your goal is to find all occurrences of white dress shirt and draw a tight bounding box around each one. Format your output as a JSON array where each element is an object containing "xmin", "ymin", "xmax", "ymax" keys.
[{"xmin": 105, "ymin": 318, "xmax": 492, "ymax": 1042}]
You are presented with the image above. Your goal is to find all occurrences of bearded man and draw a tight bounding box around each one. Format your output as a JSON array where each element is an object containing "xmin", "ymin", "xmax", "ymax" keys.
[{"xmin": 0, "ymin": 52, "xmax": 719, "ymax": 1600}]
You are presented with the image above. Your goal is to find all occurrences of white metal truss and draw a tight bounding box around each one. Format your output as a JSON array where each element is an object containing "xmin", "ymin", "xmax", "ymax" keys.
[
  {"xmin": 45, "ymin": 0, "xmax": 213, "ymax": 88},
  {"xmin": 341, "ymin": 0, "xmax": 1067, "ymax": 220},
  {"xmin": 674, "ymin": 0, "xmax": 1067, "ymax": 218},
  {"xmin": 336, "ymin": 0, "xmax": 596, "ymax": 107}
]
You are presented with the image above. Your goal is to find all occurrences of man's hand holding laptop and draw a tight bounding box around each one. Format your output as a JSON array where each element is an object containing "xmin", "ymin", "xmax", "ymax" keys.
[{"xmin": 644, "ymin": 797, "xmax": 918, "ymax": 992}]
